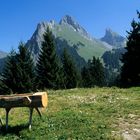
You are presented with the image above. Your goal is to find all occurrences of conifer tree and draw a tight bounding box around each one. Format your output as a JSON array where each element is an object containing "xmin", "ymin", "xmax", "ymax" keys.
[
  {"xmin": 62, "ymin": 48, "xmax": 78, "ymax": 89},
  {"xmin": 36, "ymin": 27, "xmax": 61, "ymax": 89},
  {"xmin": 81, "ymin": 66, "xmax": 92, "ymax": 87},
  {"xmin": 120, "ymin": 11, "xmax": 140, "ymax": 87},
  {"xmin": 16, "ymin": 42, "xmax": 36, "ymax": 92},
  {"xmin": 1, "ymin": 43, "xmax": 36, "ymax": 94},
  {"xmin": 89, "ymin": 57, "xmax": 105, "ymax": 86},
  {"xmin": 81, "ymin": 57, "xmax": 105, "ymax": 87},
  {"xmin": 0, "ymin": 50, "xmax": 17, "ymax": 94}
]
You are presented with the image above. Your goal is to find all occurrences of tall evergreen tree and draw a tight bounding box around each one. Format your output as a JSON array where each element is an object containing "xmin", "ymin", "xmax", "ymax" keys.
[
  {"xmin": 1, "ymin": 43, "xmax": 36, "ymax": 94},
  {"xmin": 81, "ymin": 66, "xmax": 92, "ymax": 87},
  {"xmin": 16, "ymin": 43, "xmax": 36, "ymax": 92},
  {"xmin": 120, "ymin": 11, "xmax": 140, "ymax": 87},
  {"xmin": 36, "ymin": 27, "xmax": 61, "ymax": 89},
  {"xmin": 0, "ymin": 50, "xmax": 17, "ymax": 94},
  {"xmin": 62, "ymin": 48, "xmax": 78, "ymax": 89},
  {"xmin": 81, "ymin": 57, "xmax": 105, "ymax": 87}
]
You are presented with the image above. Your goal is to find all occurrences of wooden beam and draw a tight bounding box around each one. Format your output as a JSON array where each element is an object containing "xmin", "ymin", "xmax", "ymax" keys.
[
  {"xmin": 0, "ymin": 92, "xmax": 48, "ymax": 130},
  {"xmin": 0, "ymin": 92, "xmax": 48, "ymax": 108},
  {"xmin": 29, "ymin": 108, "xmax": 33, "ymax": 131}
]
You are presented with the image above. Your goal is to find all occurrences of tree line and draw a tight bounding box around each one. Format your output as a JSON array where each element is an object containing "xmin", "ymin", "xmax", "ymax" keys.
[{"xmin": 0, "ymin": 11, "xmax": 140, "ymax": 94}]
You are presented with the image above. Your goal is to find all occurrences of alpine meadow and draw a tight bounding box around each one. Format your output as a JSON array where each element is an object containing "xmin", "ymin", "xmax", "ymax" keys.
[{"xmin": 0, "ymin": 1, "xmax": 140, "ymax": 140}]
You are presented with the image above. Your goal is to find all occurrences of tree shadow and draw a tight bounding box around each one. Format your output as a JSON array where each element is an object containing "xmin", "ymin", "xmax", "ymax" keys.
[{"xmin": 0, "ymin": 124, "xmax": 29, "ymax": 136}]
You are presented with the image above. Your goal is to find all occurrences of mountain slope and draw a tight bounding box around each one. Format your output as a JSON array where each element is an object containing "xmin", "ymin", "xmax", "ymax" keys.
[{"xmin": 26, "ymin": 15, "xmax": 110, "ymax": 65}]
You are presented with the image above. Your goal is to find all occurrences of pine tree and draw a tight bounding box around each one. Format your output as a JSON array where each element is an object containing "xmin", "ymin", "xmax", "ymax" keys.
[
  {"xmin": 120, "ymin": 11, "xmax": 140, "ymax": 87},
  {"xmin": 36, "ymin": 27, "xmax": 61, "ymax": 89},
  {"xmin": 1, "ymin": 43, "xmax": 36, "ymax": 94},
  {"xmin": 89, "ymin": 57, "xmax": 105, "ymax": 86},
  {"xmin": 62, "ymin": 48, "xmax": 78, "ymax": 89},
  {"xmin": 82, "ymin": 57, "xmax": 105, "ymax": 87},
  {"xmin": 81, "ymin": 66, "xmax": 92, "ymax": 87},
  {"xmin": 16, "ymin": 42, "xmax": 36, "ymax": 92},
  {"xmin": 1, "ymin": 50, "xmax": 19, "ymax": 93}
]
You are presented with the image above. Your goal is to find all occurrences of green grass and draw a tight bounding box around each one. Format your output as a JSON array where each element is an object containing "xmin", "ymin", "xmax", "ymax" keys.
[
  {"xmin": 0, "ymin": 87, "xmax": 140, "ymax": 139},
  {"xmin": 54, "ymin": 25, "xmax": 109, "ymax": 61}
]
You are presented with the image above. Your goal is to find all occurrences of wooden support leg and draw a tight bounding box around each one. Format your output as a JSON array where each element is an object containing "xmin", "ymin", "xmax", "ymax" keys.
[
  {"xmin": 0, "ymin": 116, "xmax": 3, "ymax": 128},
  {"xmin": 29, "ymin": 108, "xmax": 33, "ymax": 131},
  {"xmin": 5, "ymin": 108, "xmax": 11, "ymax": 131},
  {"xmin": 35, "ymin": 108, "xmax": 42, "ymax": 118}
]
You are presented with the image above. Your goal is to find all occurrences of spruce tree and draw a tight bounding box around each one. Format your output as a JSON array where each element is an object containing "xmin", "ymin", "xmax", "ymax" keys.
[
  {"xmin": 16, "ymin": 42, "xmax": 36, "ymax": 92},
  {"xmin": 81, "ymin": 66, "xmax": 92, "ymax": 87},
  {"xmin": 82, "ymin": 57, "xmax": 105, "ymax": 87},
  {"xmin": 1, "ymin": 50, "xmax": 19, "ymax": 93},
  {"xmin": 89, "ymin": 57, "xmax": 105, "ymax": 86},
  {"xmin": 36, "ymin": 27, "xmax": 61, "ymax": 89},
  {"xmin": 120, "ymin": 11, "xmax": 140, "ymax": 87},
  {"xmin": 1, "ymin": 43, "xmax": 36, "ymax": 94},
  {"xmin": 62, "ymin": 48, "xmax": 78, "ymax": 89}
]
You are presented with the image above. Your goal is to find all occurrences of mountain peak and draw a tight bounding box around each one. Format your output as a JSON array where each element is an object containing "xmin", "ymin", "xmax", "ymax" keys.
[
  {"xmin": 59, "ymin": 15, "xmax": 76, "ymax": 25},
  {"xmin": 105, "ymin": 28, "xmax": 119, "ymax": 37},
  {"xmin": 101, "ymin": 28, "xmax": 126, "ymax": 48},
  {"xmin": 60, "ymin": 15, "xmax": 92, "ymax": 40}
]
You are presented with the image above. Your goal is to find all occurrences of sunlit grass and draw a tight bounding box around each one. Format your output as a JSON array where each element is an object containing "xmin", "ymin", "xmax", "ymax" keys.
[{"xmin": 0, "ymin": 87, "xmax": 140, "ymax": 139}]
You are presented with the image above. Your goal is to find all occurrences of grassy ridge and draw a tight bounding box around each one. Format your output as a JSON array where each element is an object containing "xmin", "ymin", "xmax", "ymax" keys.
[
  {"xmin": 0, "ymin": 87, "xmax": 140, "ymax": 139},
  {"xmin": 54, "ymin": 25, "xmax": 109, "ymax": 61}
]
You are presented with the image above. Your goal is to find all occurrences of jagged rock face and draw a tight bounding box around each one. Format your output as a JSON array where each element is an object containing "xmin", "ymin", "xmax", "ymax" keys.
[
  {"xmin": 26, "ymin": 15, "xmax": 110, "ymax": 63},
  {"xmin": 60, "ymin": 15, "xmax": 92, "ymax": 40},
  {"xmin": 26, "ymin": 17, "xmax": 88, "ymax": 68},
  {"xmin": 101, "ymin": 28, "xmax": 126, "ymax": 49},
  {"xmin": 26, "ymin": 15, "xmax": 125, "ymax": 68},
  {"xmin": 26, "ymin": 21, "xmax": 56, "ymax": 56}
]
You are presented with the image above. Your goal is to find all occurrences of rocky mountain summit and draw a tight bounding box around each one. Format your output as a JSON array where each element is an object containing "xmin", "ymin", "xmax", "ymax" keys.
[
  {"xmin": 26, "ymin": 15, "xmax": 112, "ymax": 64},
  {"xmin": 59, "ymin": 15, "xmax": 92, "ymax": 40},
  {"xmin": 101, "ymin": 28, "xmax": 126, "ymax": 49},
  {"xmin": 25, "ymin": 15, "xmax": 126, "ymax": 68}
]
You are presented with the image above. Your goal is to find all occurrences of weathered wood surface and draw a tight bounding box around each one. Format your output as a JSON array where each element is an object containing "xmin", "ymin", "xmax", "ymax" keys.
[
  {"xmin": 0, "ymin": 92, "xmax": 48, "ymax": 108},
  {"xmin": 0, "ymin": 92, "xmax": 48, "ymax": 130}
]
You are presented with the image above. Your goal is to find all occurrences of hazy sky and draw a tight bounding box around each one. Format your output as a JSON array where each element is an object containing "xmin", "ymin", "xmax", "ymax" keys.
[{"xmin": 0, "ymin": 0, "xmax": 139, "ymax": 52}]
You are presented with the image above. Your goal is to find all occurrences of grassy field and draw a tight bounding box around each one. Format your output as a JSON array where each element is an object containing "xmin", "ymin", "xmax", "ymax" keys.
[{"xmin": 0, "ymin": 87, "xmax": 140, "ymax": 140}]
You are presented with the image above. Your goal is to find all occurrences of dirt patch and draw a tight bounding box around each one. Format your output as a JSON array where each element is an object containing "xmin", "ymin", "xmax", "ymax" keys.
[{"xmin": 118, "ymin": 114, "xmax": 140, "ymax": 140}]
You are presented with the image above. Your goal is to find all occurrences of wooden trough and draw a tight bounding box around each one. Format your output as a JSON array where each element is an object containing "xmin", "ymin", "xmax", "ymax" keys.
[{"xmin": 0, "ymin": 92, "xmax": 48, "ymax": 130}]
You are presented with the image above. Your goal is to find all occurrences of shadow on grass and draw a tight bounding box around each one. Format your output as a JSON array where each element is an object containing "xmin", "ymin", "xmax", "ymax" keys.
[{"xmin": 0, "ymin": 124, "xmax": 29, "ymax": 136}]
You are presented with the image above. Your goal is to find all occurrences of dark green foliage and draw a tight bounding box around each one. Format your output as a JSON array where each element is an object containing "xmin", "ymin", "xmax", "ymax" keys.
[
  {"xmin": 0, "ymin": 79, "xmax": 11, "ymax": 95},
  {"xmin": 1, "ymin": 43, "xmax": 36, "ymax": 94},
  {"xmin": 120, "ymin": 11, "xmax": 140, "ymax": 87},
  {"xmin": 82, "ymin": 57, "xmax": 105, "ymax": 87},
  {"xmin": 1, "ymin": 50, "xmax": 19, "ymax": 94},
  {"xmin": 15, "ymin": 43, "xmax": 36, "ymax": 92},
  {"xmin": 36, "ymin": 27, "xmax": 62, "ymax": 89},
  {"xmin": 81, "ymin": 66, "xmax": 92, "ymax": 87},
  {"xmin": 61, "ymin": 48, "xmax": 79, "ymax": 89}
]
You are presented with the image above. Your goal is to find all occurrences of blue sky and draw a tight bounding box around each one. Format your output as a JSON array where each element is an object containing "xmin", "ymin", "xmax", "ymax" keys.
[{"xmin": 0, "ymin": 0, "xmax": 139, "ymax": 52}]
